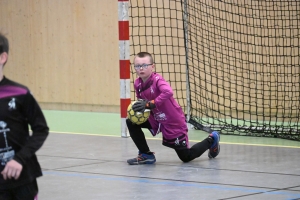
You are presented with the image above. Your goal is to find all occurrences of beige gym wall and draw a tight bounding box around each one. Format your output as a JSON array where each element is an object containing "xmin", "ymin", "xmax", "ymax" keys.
[
  {"xmin": 0, "ymin": 0, "xmax": 120, "ymax": 112},
  {"xmin": 1, "ymin": 0, "xmax": 298, "ymax": 116}
]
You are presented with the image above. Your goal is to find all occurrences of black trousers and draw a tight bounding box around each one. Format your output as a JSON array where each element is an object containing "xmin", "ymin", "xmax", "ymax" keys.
[
  {"xmin": 0, "ymin": 179, "xmax": 38, "ymax": 200},
  {"xmin": 126, "ymin": 119, "xmax": 213, "ymax": 162}
]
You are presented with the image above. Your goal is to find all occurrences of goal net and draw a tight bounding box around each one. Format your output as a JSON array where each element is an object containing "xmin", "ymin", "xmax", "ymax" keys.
[{"xmin": 129, "ymin": 0, "xmax": 300, "ymax": 140}]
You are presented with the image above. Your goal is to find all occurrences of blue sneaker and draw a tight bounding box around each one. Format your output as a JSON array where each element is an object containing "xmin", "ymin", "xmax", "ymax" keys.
[
  {"xmin": 208, "ymin": 131, "xmax": 220, "ymax": 158},
  {"xmin": 127, "ymin": 153, "xmax": 156, "ymax": 165}
]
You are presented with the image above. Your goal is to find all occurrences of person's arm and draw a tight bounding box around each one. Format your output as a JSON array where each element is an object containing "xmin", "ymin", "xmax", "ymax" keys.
[
  {"xmin": 13, "ymin": 91, "xmax": 49, "ymax": 167},
  {"xmin": 153, "ymin": 79, "xmax": 173, "ymax": 107},
  {"xmin": 132, "ymin": 78, "xmax": 173, "ymax": 112},
  {"xmin": 1, "ymin": 91, "xmax": 49, "ymax": 180}
]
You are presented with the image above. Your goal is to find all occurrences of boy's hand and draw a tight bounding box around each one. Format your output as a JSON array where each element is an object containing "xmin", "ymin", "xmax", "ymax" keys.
[
  {"xmin": 132, "ymin": 99, "xmax": 155, "ymax": 112},
  {"xmin": 1, "ymin": 159, "xmax": 23, "ymax": 180}
]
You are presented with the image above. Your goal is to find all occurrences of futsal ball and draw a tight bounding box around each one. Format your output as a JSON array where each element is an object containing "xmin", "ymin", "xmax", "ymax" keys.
[{"xmin": 127, "ymin": 101, "xmax": 150, "ymax": 125}]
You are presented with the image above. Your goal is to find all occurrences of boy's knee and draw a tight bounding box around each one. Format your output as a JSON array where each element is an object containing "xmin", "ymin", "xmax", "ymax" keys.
[
  {"xmin": 126, "ymin": 118, "xmax": 136, "ymax": 127},
  {"xmin": 178, "ymin": 154, "xmax": 192, "ymax": 163},
  {"xmin": 126, "ymin": 118, "xmax": 131, "ymax": 125},
  {"xmin": 180, "ymin": 157, "xmax": 191, "ymax": 163}
]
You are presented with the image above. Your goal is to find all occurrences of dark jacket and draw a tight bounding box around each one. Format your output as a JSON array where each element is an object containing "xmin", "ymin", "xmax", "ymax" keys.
[{"xmin": 0, "ymin": 76, "xmax": 49, "ymax": 190}]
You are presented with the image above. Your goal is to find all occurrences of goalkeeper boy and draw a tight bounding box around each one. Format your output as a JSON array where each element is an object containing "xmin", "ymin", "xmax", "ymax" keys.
[{"xmin": 126, "ymin": 52, "xmax": 220, "ymax": 165}]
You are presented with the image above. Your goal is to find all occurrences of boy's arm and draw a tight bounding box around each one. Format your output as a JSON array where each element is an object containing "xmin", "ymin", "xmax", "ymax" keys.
[
  {"xmin": 132, "ymin": 78, "xmax": 173, "ymax": 112},
  {"xmin": 13, "ymin": 92, "xmax": 49, "ymax": 166},
  {"xmin": 153, "ymin": 79, "xmax": 173, "ymax": 107}
]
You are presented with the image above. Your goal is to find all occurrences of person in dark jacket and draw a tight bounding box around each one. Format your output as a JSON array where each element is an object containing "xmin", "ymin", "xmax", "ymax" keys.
[{"xmin": 0, "ymin": 32, "xmax": 49, "ymax": 200}]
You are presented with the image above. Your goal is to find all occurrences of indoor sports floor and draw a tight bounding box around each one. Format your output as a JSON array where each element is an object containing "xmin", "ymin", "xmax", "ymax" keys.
[{"xmin": 36, "ymin": 110, "xmax": 300, "ymax": 200}]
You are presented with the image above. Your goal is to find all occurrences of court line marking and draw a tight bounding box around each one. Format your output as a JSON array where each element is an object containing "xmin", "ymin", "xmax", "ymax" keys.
[
  {"xmin": 49, "ymin": 131, "xmax": 300, "ymax": 149},
  {"xmin": 43, "ymin": 170, "xmax": 300, "ymax": 199}
]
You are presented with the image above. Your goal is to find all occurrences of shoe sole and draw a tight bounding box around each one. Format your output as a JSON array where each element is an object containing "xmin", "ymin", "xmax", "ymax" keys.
[
  {"xmin": 127, "ymin": 159, "xmax": 156, "ymax": 165},
  {"xmin": 208, "ymin": 145, "xmax": 220, "ymax": 158},
  {"xmin": 208, "ymin": 132, "xmax": 220, "ymax": 158}
]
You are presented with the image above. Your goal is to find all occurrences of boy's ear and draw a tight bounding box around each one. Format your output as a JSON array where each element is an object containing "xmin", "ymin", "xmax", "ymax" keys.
[{"xmin": 0, "ymin": 52, "xmax": 8, "ymax": 65}]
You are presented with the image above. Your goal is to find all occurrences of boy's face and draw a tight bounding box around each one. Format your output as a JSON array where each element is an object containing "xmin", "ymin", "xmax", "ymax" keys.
[{"xmin": 134, "ymin": 56, "xmax": 154, "ymax": 82}]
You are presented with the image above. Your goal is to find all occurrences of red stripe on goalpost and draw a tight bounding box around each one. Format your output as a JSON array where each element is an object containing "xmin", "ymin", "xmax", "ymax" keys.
[
  {"xmin": 119, "ymin": 60, "xmax": 130, "ymax": 79},
  {"xmin": 120, "ymin": 98, "xmax": 131, "ymax": 118},
  {"xmin": 118, "ymin": 21, "xmax": 129, "ymax": 40}
]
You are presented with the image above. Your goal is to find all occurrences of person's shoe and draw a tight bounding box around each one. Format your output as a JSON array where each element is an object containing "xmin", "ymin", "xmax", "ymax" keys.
[
  {"xmin": 127, "ymin": 153, "xmax": 156, "ymax": 165},
  {"xmin": 208, "ymin": 131, "xmax": 220, "ymax": 158}
]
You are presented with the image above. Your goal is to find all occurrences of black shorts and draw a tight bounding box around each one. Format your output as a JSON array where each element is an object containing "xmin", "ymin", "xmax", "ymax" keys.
[{"xmin": 0, "ymin": 179, "xmax": 38, "ymax": 200}]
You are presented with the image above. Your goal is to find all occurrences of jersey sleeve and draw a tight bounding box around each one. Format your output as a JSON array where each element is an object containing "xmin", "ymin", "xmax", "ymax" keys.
[
  {"xmin": 13, "ymin": 91, "xmax": 49, "ymax": 166},
  {"xmin": 154, "ymin": 78, "xmax": 173, "ymax": 107}
]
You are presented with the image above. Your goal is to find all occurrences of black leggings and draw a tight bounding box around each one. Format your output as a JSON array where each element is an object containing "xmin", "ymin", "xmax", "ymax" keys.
[
  {"xmin": 126, "ymin": 119, "xmax": 213, "ymax": 162},
  {"xmin": 175, "ymin": 139, "xmax": 212, "ymax": 162},
  {"xmin": 126, "ymin": 119, "xmax": 152, "ymax": 153}
]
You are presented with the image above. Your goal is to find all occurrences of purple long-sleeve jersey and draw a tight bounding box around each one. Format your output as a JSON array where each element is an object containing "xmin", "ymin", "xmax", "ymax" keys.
[{"xmin": 134, "ymin": 72, "xmax": 189, "ymax": 149}]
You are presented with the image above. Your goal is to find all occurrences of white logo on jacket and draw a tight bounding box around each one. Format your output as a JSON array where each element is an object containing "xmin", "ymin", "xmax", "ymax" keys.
[
  {"xmin": 0, "ymin": 121, "xmax": 14, "ymax": 166},
  {"xmin": 154, "ymin": 111, "xmax": 167, "ymax": 121},
  {"xmin": 8, "ymin": 98, "xmax": 16, "ymax": 110},
  {"xmin": 150, "ymin": 86, "xmax": 154, "ymax": 94}
]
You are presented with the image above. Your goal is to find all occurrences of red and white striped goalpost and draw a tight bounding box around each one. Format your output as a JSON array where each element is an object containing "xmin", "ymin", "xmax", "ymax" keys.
[{"xmin": 118, "ymin": 0, "xmax": 130, "ymax": 137}]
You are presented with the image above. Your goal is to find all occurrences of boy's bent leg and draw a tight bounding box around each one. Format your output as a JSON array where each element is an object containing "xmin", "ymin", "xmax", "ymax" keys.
[
  {"xmin": 126, "ymin": 119, "xmax": 156, "ymax": 165},
  {"xmin": 126, "ymin": 119, "xmax": 151, "ymax": 153},
  {"xmin": 175, "ymin": 137, "xmax": 212, "ymax": 162}
]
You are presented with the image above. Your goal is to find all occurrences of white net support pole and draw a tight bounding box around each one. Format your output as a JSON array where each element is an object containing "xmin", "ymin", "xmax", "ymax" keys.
[{"xmin": 118, "ymin": 0, "xmax": 130, "ymax": 137}]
